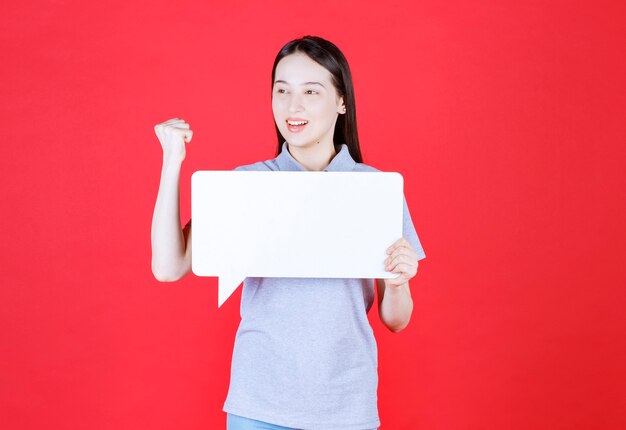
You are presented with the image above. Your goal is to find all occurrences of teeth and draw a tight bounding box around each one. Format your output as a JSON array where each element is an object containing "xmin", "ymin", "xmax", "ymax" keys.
[{"xmin": 288, "ymin": 120, "xmax": 307, "ymax": 126}]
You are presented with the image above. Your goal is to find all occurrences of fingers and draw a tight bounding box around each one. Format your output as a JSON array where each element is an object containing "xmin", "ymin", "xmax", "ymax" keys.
[
  {"xmin": 386, "ymin": 237, "xmax": 415, "ymax": 256},
  {"xmin": 164, "ymin": 127, "xmax": 192, "ymax": 142},
  {"xmin": 385, "ymin": 254, "xmax": 417, "ymax": 272},
  {"xmin": 385, "ymin": 260, "xmax": 418, "ymax": 280},
  {"xmin": 391, "ymin": 262, "xmax": 416, "ymax": 275},
  {"xmin": 386, "ymin": 244, "xmax": 417, "ymax": 273},
  {"xmin": 154, "ymin": 118, "xmax": 189, "ymax": 133},
  {"xmin": 384, "ymin": 238, "xmax": 419, "ymax": 282},
  {"xmin": 183, "ymin": 130, "xmax": 193, "ymax": 143},
  {"xmin": 388, "ymin": 245, "xmax": 418, "ymax": 261},
  {"xmin": 386, "ymin": 240, "xmax": 418, "ymax": 263},
  {"xmin": 154, "ymin": 118, "xmax": 193, "ymax": 142},
  {"xmin": 385, "ymin": 259, "xmax": 417, "ymax": 285},
  {"xmin": 385, "ymin": 271, "xmax": 411, "ymax": 286}
]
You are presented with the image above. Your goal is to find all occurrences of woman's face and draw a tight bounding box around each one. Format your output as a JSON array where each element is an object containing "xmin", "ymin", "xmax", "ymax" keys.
[{"xmin": 272, "ymin": 53, "xmax": 345, "ymax": 150}]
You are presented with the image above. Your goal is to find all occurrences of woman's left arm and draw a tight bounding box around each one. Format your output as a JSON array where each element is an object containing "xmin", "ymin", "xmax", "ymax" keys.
[{"xmin": 377, "ymin": 237, "xmax": 420, "ymax": 333}]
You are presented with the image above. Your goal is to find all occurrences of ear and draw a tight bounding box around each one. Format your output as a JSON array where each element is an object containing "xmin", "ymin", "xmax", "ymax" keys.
[{"xmin": 337, "ymin": 96, "xmax": 346, "ymax": 114}]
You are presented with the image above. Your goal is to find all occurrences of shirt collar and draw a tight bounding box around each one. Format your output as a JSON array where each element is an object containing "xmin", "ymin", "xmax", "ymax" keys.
[{"xmin": 275, "ymin": 141, "xmax": 357, "ymax": 172}]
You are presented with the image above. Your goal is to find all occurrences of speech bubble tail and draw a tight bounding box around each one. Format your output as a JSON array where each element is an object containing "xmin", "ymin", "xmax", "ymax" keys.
[{"xmin": 218, "ymin": 274, "xmax": 245, "ymax": 308}]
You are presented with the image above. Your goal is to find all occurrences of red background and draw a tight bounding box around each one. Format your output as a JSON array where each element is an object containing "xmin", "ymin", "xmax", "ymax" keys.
[{"xmin": 1, "ymin": 0, "xmax": 625, "ymax": 429}]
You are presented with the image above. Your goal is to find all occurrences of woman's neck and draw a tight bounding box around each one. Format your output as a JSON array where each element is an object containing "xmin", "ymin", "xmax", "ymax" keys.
[{"xmin": 287, "ymin": 141, "xmax": 337, "ymax": 171}]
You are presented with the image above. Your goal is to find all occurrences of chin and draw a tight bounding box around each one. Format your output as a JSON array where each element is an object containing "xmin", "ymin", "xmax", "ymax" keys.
[{"xmin": 284, "ymin": 137, "xmax": 317, "ymax": 148}]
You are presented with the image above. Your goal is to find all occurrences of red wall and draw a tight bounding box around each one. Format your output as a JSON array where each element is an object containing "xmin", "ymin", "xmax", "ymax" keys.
[{"xmin": 1, "ymin": 1, "xmax": 625, "ymax": 429}]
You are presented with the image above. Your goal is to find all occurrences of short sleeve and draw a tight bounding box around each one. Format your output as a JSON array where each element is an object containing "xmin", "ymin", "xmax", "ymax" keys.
[{"xmin": 402, "ymin": 195, "xmax": 426, "ymax": 261}]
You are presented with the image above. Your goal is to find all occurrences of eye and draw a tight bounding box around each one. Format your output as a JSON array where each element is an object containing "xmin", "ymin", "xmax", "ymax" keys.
[
  {"xmin": 305, "ymin": 90, "xmax": 318, "ymax": 95},
  {"xmin": 276, "ymin": 88, "xmax": 286, "ymax": 94}
]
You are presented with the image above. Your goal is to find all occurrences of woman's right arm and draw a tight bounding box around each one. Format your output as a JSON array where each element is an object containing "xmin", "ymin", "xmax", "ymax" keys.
[{"xmin": 151, "ymin": 118, "xmax": 194, "ymax": 281}]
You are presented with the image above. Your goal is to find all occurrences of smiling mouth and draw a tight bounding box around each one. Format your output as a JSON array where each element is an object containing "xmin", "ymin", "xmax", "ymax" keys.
[{"xmin": 286, "ymin": 119, "xmax": 308, "ymax": 133}]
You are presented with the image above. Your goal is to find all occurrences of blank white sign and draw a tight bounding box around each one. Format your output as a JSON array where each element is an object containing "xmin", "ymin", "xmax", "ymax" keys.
[{"xmin": 191, "ymin": 171, "xmax": 404, "ymax": 307}]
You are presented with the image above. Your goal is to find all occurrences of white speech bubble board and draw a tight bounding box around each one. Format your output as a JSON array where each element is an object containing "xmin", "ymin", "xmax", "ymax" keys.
[{"xmin": 191, "ymin": 171, "xmax": 404, "ymax": 307}]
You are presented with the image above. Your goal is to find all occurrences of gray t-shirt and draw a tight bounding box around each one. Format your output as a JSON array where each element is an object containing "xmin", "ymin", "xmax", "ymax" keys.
[{"xmin": 222, "ymin": 142, "xmax": 426, "ymax": 429}]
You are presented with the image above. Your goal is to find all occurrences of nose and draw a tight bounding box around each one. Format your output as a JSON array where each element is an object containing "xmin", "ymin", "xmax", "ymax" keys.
[{"xmin": 288, "ymin": 92, "xmax": 304, "ymax": 113}]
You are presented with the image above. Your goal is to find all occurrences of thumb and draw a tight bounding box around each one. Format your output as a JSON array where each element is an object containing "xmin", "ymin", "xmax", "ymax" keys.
[{"xmin": 183, "ymin": 130, "xmax": 193, "ymax": 143}]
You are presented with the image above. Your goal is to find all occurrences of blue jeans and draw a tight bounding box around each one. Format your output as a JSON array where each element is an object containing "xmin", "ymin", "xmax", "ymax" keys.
[
  {"xmin": 226, "ymin": 413, "xmax": 378, "ymax": 430},
  {"xmin": 226, "ymin": 414, "xmax": 299, "ymax": 430}
]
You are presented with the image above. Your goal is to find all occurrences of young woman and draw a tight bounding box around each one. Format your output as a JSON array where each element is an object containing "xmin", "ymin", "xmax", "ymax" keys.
[{"xmin": 151, "ymin": 36, "xmax": 426, "ymax": 430}]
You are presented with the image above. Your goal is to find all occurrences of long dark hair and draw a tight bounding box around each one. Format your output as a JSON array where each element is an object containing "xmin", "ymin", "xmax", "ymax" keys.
[{"xmin": 271, "ymin": 35, "xmax": 363, "ymax": 164}]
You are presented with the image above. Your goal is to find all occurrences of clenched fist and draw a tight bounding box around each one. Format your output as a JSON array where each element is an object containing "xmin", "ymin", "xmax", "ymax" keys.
[{"xmin": 154, "ymin": 118, "xmax": 193, "ymax": 162}]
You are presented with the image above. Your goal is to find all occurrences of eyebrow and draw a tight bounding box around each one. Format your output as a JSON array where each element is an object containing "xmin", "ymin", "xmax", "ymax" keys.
[{"xmin": 273, "ymin": 80, "xmax": 326, "ymax": 88}]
